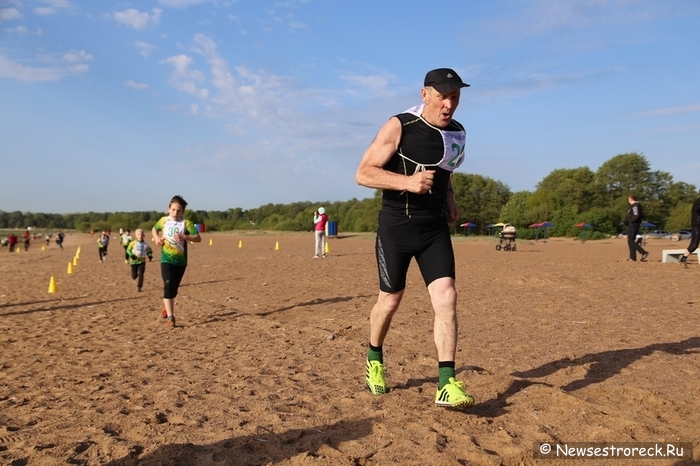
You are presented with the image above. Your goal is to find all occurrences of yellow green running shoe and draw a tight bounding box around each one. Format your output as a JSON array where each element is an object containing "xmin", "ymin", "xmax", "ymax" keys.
[
  {"xmin": 435, "ymin": 377, "xmax": 474, "ymax": 409},
  {"xmin": 365, "ymin": 359, "xmax": 386, "ymax": 395}
]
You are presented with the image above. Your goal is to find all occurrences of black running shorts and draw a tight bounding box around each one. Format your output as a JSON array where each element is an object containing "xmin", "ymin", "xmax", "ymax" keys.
[{"xmin": 375, "ymin": 211, "xmax": 456, "ymax": 293}]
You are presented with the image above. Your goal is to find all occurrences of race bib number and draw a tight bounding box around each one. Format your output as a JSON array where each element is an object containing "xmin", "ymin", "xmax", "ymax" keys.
[{"xmin": 163, "ymin": 219, "xmax": 185, "ymax": 253}]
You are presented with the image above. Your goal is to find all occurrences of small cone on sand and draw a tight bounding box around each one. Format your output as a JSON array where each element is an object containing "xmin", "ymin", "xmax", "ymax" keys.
[
  {"xmin": 275, "ymin": 241, "xmax": 280, "ymax": 250},
  {"xmin": 325, "ymin": 242, "xmax": 330, "ymax": 254},
  {"xmin": 238, "ymin": 240, "xmax": 243, "ymax": 248},
  {"xmin": 209, "ymin": 238, "xmax": 213, "ymax": 246},
  {"xmin": 72, "ymin": 256, "xmax": 78, "ymax": 267},
  {"xmin": 48, "ymin": 276, "xmax": 57, "ymax": 293},
  {"xmin": 67, "ymin": 262, "xmax": 73, "ymax": 274}
]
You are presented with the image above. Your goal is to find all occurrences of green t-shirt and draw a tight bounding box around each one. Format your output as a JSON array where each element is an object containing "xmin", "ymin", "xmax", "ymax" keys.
[
  {"xmin": 153, "ymin": 216, "xmax": 198, "ymax": 266},
  {"xmin": 126, "ymin": 239, "xmax": 153, "ymax": 265}
]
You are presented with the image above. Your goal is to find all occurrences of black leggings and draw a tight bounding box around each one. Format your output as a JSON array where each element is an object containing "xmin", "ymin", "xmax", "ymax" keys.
[
  {"xmin": 161, "ymin": 263, "xmax": 187, "ymax": 299},
  {"xmin": 687, "ymin": 227, "xmax": 700, "ymax": 254},
  {"xmin": 131, "ymin": 263, "xmax": 146, "ymax": 288}
]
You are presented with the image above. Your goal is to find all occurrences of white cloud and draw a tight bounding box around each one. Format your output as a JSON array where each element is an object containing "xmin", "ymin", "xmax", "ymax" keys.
[
  {"xmin": 0, "ymin": 8, "xmax": 22, "ymax": 21},
  {"xmin": 33, "ymin": 0, "xmax": 73, "ymax": 16},
  {"xmin": 0, "ymin": 54, "xmax": 88, "ymax": 82},
  {"xmin": 340, "ymin": 72, "xmax": 397, "ymax": 97},
  {"xmin": 158, "ymin": 32, "xmax": 379, "ymax": 180},
  {"xmin": 636, "ymin": 104, "xmax": 700, "ymax": 117},
  {"xmin": 160, "ymin": 54, "xmax": 209, "ymax": 99},
  {"xmin": 125, "ymin": 80, "xmax": 149, "ymax": 90},
  {"xmin": 134, "ymin": 41, "xmax": 156, "ymax": 58},
  {"xmin": 188, "ymin": 34, "xmax": 291, "ymax": 121},
  {"xmin": 62, "ymin": 49, "xmax": 93, "ymax": 63},
  {"xmin": 484, "ymin": 0, "xmax": 695, "ymax": 43},
  {"xmin": 159, "ymin": 0, "xmax": 210, "ymax": 7},
  {"xmin": 5, "ymin": 25, "xmax": 28, "ymax": 34},
  {"xmin": 114, "ymin": 8, "xmax": 162, "ymax": 30}
]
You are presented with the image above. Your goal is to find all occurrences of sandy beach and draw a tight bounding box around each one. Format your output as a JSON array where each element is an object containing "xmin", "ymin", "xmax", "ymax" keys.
[{"xmin": 1, "ymin": 232, "xmax": 698, "ymax": 465}]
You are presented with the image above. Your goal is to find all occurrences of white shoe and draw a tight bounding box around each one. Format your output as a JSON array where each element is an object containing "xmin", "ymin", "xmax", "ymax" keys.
[{"xmin": 313, "ymin": 255, "xmax": 319, "ymax": 258}]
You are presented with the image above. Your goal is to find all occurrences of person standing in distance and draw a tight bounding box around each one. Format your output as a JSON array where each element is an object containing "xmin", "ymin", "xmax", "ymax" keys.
[
  {"xmin": 679, "ymin": 189, "xmax": 700, "ymax": 268},
  {"xmin": 624, "ymin": 195, "xmax": 649, "ymax": 262},
  {"xmin": 355, "ymin": 68, "xmax": 474, "ymax": 409},
  {"xmin": 313, "ymin": 207, "xmax": 328, "ymax": 258}
]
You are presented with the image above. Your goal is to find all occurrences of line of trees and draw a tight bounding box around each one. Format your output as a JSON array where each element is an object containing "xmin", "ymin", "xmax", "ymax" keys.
[{"xmin": 2, "ymin": 153, "xmax": 696, "ymax": 240}]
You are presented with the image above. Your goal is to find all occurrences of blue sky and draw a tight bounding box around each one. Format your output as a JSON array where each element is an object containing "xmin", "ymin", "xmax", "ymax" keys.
[{"xmin": 1, "ymin": 0, "xmax": 699, "ymax": 213}]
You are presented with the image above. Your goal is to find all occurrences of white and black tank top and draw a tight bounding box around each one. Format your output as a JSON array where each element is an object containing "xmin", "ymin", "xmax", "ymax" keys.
[{"xmin": 381, "ymin": 104, "xmax": 466, "ymax": 217}]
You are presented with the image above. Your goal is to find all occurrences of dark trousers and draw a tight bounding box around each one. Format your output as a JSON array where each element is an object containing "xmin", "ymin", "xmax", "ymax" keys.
[
  {"xmin": 627, "ymin": 223, "xmax": 647, "ymax": 260},
  {"xmin": 131, "ymin": 263, "xmax": 146, "ymax": 289},
  {"xmin": 687, "ymin": 227, "xmax": 700, "ymax": 254}
]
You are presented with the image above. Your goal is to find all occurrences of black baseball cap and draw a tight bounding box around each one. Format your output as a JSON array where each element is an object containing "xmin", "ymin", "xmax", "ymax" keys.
[{"xmin": 424, "ymin": 68, "xmax": 470, "ymax": 94}]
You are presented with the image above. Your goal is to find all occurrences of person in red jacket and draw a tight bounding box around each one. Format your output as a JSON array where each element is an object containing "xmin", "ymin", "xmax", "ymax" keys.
[
  {"xmin": 313, "ymin": 207, "xmax": 328, "ymax": 258},
  {"xmin": 8, "ymin": 233, "xmax": 17, "ymax": 253},
  {"xmin": 22, "ymin": 230, "xmax": 30, "ymax": 252}
]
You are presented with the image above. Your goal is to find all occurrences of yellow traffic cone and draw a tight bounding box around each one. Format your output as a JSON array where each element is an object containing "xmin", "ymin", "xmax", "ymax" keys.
[
  {"xmin": 73, "ymin": 256, "xmax": 78, "ymax": 267},
  {"xmin": 42, "ymin": 245, "xmax": 45, "ymax": 251},
  {"xmin": 77, "ymin": 246, "xmax": 81, "ymax": 255},
  {"xmin": 238, "ymin": 240, "xmax": 243, "ymax": 248},
  {"xmin": 209, "ymin": 238, "xmax": 213, "ymax": 246},
  {"xmin": 67, "ymin": 262, "xmax": 73, "ymax": 274},
  {"xmin": 325, "ymin": 242, "xmax": 330, "ymax": 254},
  {"xmin": 275, "ymin": 241, "xmax": 280, "ymax": 250},
  {"xmin": 48, "ymin": 276, "xmax": 57, "ymax": 293}
]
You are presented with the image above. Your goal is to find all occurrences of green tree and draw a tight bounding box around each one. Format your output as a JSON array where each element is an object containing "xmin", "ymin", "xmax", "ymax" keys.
[
  {"xmin": 536, "ymin": 167, "xmax": 598, "ymax": 213},
  {"xmin": 665, "ymin": 203, "xmax": 692, "ymax": 232},
  {"xmin": 451, "ymin": 173, "xmax": 511, "ymax": 234},
  {"xmin": 499, "ymin": 191, "xmax": 532, "ymax": 228},
  {"xmin": 594, "ymin": 152, "xmax": 652, "ymax": 202}
]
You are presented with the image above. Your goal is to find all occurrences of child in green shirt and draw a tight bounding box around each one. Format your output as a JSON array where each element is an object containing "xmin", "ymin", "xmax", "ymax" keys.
[
  {"xmin": 126, "ymin": 229, "xmax": 153, "ymax": 292},
  {"xmin": 151, "ymin": 195, "xmax": 201, "ymax": 327}
]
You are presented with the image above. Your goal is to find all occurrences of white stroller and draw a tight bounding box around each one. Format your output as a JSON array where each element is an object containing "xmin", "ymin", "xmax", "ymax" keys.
[{"xmin": 496, "ymin": 224, "xmax": 517, "ymax": 251}]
